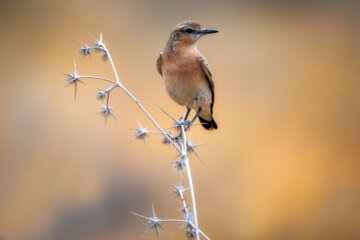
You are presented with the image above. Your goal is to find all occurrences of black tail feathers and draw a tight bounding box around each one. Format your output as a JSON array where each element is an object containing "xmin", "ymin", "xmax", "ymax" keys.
[{"xmin": 198, "ymin": 116, "xmax": 218, "ymax": 130}]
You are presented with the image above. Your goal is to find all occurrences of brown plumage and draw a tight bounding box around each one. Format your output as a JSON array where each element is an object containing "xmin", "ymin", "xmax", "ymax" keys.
[{"xmin": 157, "ymin": 21, "xmax": 218, "ymax": 130}]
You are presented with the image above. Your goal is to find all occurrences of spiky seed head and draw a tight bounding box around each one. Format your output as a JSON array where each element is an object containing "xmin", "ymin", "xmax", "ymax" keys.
[
  {"xmin": 173, "ymin": 184, "xmax": 185, "ymax": 198},
  {"xmin": 179, "ymin": 205, "xmax": 189, "ymax": 213},
  {"xmin": 174, "ymin": 120, "xmax": 182, "ymax": 131},
  {"xmin": 63, "ymin": 72, "xmax": 82, "ymax": 86},
  {"xmin": 99, "ymin": 104, "xmax": 115, "ymax": 121},
  {"xmin": 134, "ymin": 128, "xmax": 148, "ymax": 140},
  {"xmin": 66, "ymin": 73, "xmax": 75, "ymax": 83},
  {"xmin": 133, "ymin": 122, "xmax": 149, "ymax": 141},
  {"xmin": 186, "ymin": 228, "xmax": 196, "ymax": 239},
  {"xmin": 80, "ymin": 45, "xmax": 91, "ymax": 56},
  {"xmin": 100, "ymin": 105, "xmax": 112, "ymax": 115},
  {"xmin": 174, "ymin": 157, "xmax": 185, "ymax": 171},
  {"xmin": 187, "ymin": 141, "xmax": 196, "ymax": 154},
  {"xmin": 186, "ymin": 139, "xmax": 203, "ymax": 159},
  {"xmin": 101, "ymin": 51, "xmax": 108, "ymax": 61},
  {"xmin": 181, "ymin": 214, "xmax": 193, "ymax": 229},
  {"xmin": 187, "ymin": 140, "xmax": 202, "ymax": 154},
  {"xmin": 148, "ymin": 218, "xmax": 161, "ymax": 229},
  {"xmin": 96, "ymin": 90, "xmax": 106, "ymax": 100},
  {"xmin": 172, "ymin": 134, "xmax": 183, "ymax": 145}
]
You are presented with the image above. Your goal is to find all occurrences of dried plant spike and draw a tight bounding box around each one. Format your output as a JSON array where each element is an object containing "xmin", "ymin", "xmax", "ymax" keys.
[
  {"xmin": 131, "ymin": 205, "xmax": 164, "ymax": 240},
  {"xmin": 186, "ymin": 228, "xmax": 196, "ymax": 239},
  {"xmin": 93, "ymin": 33, "xmax": 105, "ymax": 49},
  {"xmin": 174, "ymin": 157, "xmax": 186, "ymax": 171},
  {"xmin": 149, "ymin": 206, "xmax": 162, "ymax": 234},
  {"xmin": 181, "ymin": 214, "xmax": 193, "ymax": 229},
  {"xmin": 174, "ymin": 120, "xmax": 183, "ymax": 131},
  {"xmin": 101, "ymin": 51, "xmax": 108, "ymax": 61},
  {"xmin": 179, "ymin": 205, "xmax": 190, "ymax": 214},
  {"xmin": 132, "ymin": 121, "xmax": 149, "ymax": 141},
  {"xmin": 98, "ymin": 104, "xmax": 115, "ymax": 122},
  {"xmin": 172, "ymin": 183, "xmax": 188, "ymax": 199},
  {"xmin": 96, "ymin": 90, "xmax": 106, "ymax": 100},
  {"xmin": 80, "ymin": 44, "xmax": 91, "ymax": 56},
  {"xmin": 58, "ymin": 59, "xmax": 85, "ymax": 101}
]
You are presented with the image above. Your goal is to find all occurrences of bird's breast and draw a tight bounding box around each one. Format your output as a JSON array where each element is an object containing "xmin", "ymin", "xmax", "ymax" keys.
[
  {"xmin": 161, "ymin": 53, "xmax": 211, "ymax": 108},
  {"xmin": 162, "ymin": 53, "xmax": 198, "ymax": 76}
]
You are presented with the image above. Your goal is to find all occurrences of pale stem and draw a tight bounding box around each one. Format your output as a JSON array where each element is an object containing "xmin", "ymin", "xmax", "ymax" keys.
[
  {"xmin": 79, "ymin": 76, "xmax": 116, "ymax": 83},
  {"xmin": 92, "ymin": 36, "xmax": 204, "ymax": 239},
  {"xmin": 105, "ymin": 84, "xmax": 118, "ymax": 92},
  {"xmin": 181, "ymin": 124, "xmax": 200, "ymax": 240},
  {"xmin": 179, "ymin": 190, "xmax": 190, "ymax": 218}
]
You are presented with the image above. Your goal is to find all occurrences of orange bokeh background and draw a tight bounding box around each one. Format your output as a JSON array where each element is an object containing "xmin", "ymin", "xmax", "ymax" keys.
[{"xmin": 1, "ymin": 0, "xmax": 360, "ymax": 239}]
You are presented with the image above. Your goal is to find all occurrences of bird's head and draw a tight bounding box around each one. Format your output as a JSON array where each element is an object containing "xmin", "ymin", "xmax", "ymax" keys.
[{"xmin": 167, "ymin": 21, "xmax": 218, "ymax": 49}]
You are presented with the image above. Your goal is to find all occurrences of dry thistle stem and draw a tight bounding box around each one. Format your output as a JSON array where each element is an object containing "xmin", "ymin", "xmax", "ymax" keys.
[{"xmin": 58, "ymin": 33, "xmax": 210, "ymax": 240}]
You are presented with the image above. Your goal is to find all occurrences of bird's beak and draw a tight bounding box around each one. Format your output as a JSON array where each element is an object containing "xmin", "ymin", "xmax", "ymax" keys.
[{"xmin": 199, "ymin": 29, "xmax": 219, "ymax": 35}]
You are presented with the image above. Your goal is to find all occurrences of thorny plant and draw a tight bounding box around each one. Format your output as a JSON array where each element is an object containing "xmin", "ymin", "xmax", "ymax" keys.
[{"xmin": 59, "ymin": 34, "xmax": 211, "ymax": 240}]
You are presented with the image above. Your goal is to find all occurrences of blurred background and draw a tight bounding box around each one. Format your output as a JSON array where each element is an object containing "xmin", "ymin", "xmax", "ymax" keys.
[{"xmin": 1, "ymin": 0, "xmax": 360, "ymax": 239}]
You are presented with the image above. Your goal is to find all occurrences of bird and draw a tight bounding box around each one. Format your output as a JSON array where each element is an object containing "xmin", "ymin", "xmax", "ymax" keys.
[{"xmin": 156, "ymin": 20, "xmax": 218, "ymax": 130}]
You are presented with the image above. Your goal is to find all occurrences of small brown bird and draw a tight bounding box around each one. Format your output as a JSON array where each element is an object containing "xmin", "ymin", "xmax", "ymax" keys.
[{"xmin": 157, "ymin": 21, "xmax": 218, "ymax": 130}]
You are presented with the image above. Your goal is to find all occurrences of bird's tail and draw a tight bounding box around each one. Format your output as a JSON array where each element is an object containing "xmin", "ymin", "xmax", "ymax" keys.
[{"xmin": 199, "ymin": 116, "xmax": 218, "ymax": 130}]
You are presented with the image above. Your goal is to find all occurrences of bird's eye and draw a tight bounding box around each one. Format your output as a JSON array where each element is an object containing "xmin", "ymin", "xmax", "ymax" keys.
[{"xmin": 185, "ymin": 28, "xmax": 194, "ymax": 34}]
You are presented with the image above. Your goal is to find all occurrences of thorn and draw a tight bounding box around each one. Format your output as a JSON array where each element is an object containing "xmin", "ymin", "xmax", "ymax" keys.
[
  {"xmin": 74, "ymin": 81, "xmax": 77, "ymax": 102},
  {"xmin": 155, "ymin": 105, "xmax": 179, "ymax": 123},
  {"xmin": 73, "ymin": 57, "xmax": 77, "ymax": 75}
]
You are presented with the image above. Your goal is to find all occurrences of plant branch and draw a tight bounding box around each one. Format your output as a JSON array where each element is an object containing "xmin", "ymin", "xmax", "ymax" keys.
[
  {"xmin": 61, "ymin": 34, "xmax": 211, "ymax": 240},
  {"xmin": 181, "ymin": 123, "xmax": 200, "ymax": 240},
  {"xmin": 79, "ymin": 76, "xmax": 116, "ymax": 83}
]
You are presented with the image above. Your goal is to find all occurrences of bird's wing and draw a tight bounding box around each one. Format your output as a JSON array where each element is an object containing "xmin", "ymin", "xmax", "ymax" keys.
[
  {"xmin": 156, "ymin": 52, "xmax": 163, "ymax": 76},
  {"xmin": 198, "ymin": 55, "xmax": 215, "ymax": 110}
]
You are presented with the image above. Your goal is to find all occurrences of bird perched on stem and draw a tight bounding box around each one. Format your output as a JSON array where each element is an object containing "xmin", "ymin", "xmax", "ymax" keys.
[{"xmin": 157, "ymin": 21, "xmax": 218, "ymax": 130}]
